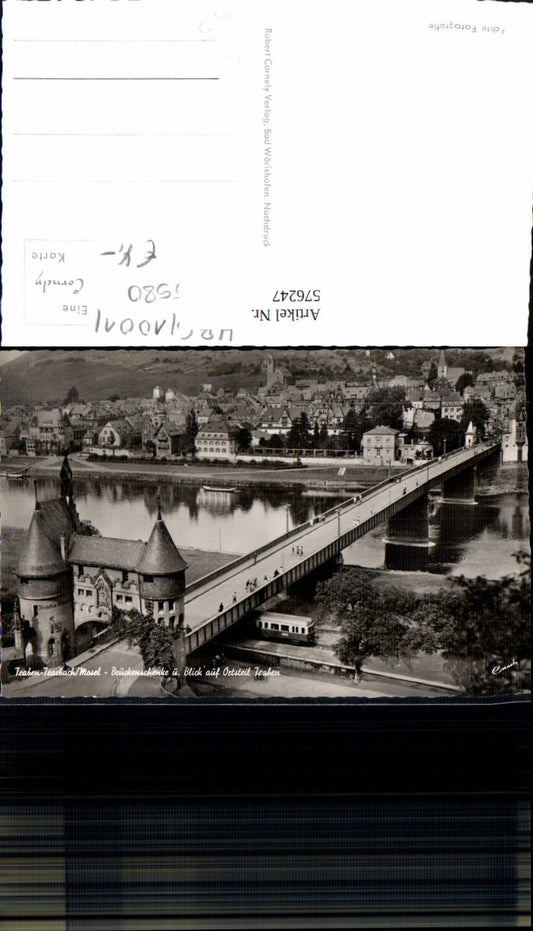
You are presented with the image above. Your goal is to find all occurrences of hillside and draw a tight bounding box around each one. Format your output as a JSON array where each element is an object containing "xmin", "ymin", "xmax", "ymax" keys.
[{"xmin": 0, "ymin": 347, "xmax": 517, "ymax": 406}]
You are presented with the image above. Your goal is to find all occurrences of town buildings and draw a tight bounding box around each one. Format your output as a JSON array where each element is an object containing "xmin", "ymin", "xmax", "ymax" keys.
[{"xmin": 0, "ymin": 350, "xmax": 525, "ymax": 465}]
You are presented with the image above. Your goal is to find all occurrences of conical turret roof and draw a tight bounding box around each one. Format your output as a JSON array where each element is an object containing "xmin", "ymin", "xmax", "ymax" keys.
[
  {"xmin": 138, "ymin": 512, "xmax": 188, "ymax": 576},
  {"xmin": 17, "ymin": 511, "xmax": 67, "ymax": 578}
]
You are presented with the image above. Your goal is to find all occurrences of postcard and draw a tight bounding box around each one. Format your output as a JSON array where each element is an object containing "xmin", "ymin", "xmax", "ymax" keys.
[
  {"xmin": 0, "ymin": 347, "xmax": 529, "ymax": 701},
  {"xmin": 2, "ymin": 0, "xmax": 533, "ymax": 347}
]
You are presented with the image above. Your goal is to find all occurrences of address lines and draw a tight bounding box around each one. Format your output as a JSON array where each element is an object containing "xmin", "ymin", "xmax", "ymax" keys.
[
  {"xmin": 11, "ymin": 73, "xmax": 226, "ymax": 178},
  {"xmin": 14, "ymin": 76, "xmax": 219, "ymax": 81}
]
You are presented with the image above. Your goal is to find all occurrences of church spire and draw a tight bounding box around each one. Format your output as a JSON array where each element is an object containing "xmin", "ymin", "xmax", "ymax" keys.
[{"xmin": 60, "ymin": 453, "xmax": 74, "ymax": 501}]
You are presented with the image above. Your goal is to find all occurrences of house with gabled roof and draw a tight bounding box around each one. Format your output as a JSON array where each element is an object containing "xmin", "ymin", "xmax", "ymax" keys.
[
  {"xmin": 154, "ymin": 419, "xmax": 188, "ymax": 458},
  {"xmin": 195, "ymin": 418, "xmax": 239, "ymax": 459},
  {"xmin": 98, "ymin": 418, "xmax": 142, "ymax": 450},
  {"xmin": 361, "ymin": 425, "xmax": 401, "ymax": 464}
]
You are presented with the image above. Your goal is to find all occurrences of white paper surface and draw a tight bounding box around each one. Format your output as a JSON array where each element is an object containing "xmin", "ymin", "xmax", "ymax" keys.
[{"xmin": 2, "ymin": 0, "xmax": 532, "ymax": 347}]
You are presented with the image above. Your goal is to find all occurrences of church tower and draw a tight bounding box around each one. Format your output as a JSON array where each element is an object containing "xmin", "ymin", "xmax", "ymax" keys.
[
  {"xmin": 138, "ymin": 502, "xmax": 188, "ymax": 632},
  {"xmin": 437, "ymin": 350, "xmax": 448, "ymax": 380},
  {"xmin": 263, "ymin": 353, "xmax": 275, "ymax": 388},
  {"xmin": 15, "ymin": 489, "xmax": 76, "ymax": 667}
]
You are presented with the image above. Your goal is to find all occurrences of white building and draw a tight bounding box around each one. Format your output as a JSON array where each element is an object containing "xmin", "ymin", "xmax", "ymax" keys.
[
  {"xmin": 502, "ymin": 400, "xmax": 528, "ymax": 462},
  {"xmin": 361, "ymin": 425, "xmax": 400, "ymax": 464}
]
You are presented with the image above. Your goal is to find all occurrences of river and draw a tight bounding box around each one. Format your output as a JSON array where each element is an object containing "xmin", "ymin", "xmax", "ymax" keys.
[{"xmin": 1, "ymin": 469, "xmax": 529, "ymax": 581}]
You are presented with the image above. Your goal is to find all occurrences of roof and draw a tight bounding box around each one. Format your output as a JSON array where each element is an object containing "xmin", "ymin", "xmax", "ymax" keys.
[
  {"xmin": 440, "ymin": 393, "xmax": 463, "ymax": 405},
  {"xmin": 363, "ymin": 425, "xmax": 400, "ymax": 436},
  {"xmin": 17, "ymin": 495, "xmax": 77, "ymax": 578},
  {"xmin": 17, "ymin": 510, "xmax": 68, "ymax": 578},
  {"xmin": 69, "ymin": 535, "xmax": 146, "ymax": 571},
  {"xmin": 198, "ymin": 418, "xmax": 235, "ymax": 435},
  {"xmin": 157, "ymin": 419, "xmax": 187, "ymax": 437},
  {"xmin": 68, "ymin": 517, "xmax": 188, "ymax": 575},
  {"xmin": 138, "ymin": 515, "xmax": 188, "ymax": 575},
  {"xmin": 35, "ymin": 409, "xmax": 70, "ymax": 428}
]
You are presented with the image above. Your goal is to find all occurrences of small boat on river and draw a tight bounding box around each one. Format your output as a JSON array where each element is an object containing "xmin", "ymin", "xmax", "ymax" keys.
[{"xmin": 0, "ymin": 467, "xmax": 30, "ymax": 479}]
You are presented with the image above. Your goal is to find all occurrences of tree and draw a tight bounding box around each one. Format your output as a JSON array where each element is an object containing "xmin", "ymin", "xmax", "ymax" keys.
[
  {"xmin": 0, "ymin": 592, "xmax": 17, "ymax": 647},
  {"xmin": 438, "ymin": 554, "xmax": 531, "ymax": 694},
  {"xmin": 455, "ymin": 372, "xmax": 474, "ymax": 395},
  {"xmin": 236, "ymin": 426, "xmax": 252, "ymax": 453},
  {"xmin": 112, "ymin": 608, "xmax": 178, "ymax": 675},
  {"xmin": 138, "ymin": 623, "xmax": 176, "ymax": 672},
  {"xmin": 343, "ymin": 406, "xmax": 362, "ymax": 451},
  {"xmin": 511, "ymin": 350, "xmax": 526, "ymax": 388},
  {"xmin": 366, "ymin": 387, "xmax": 406, "ymax": 431},
  {"xmin": 427, "ymin": 362, "xmax": 438, "ymax": 387},
  {"xmin": 185, "ymin": 409, "xmax": 199, "ymax": 453},
  {"xmin": 512, "ymin": 349, "xmax": 524, "ymax": 374},
  {"xmin": 314, "ymin": 572, "xmax": 433, "ymax": 676},
  {"xmin": 462, "ymin": 400, "xmax": 489, "ymax": 438},
  {"xmin": 78, "ymin": 519, "xmax": 102, "ymax": 537},
  {"xmin": 287, "ymin": 412, "xmax": 311, "ymax": 449},
  {"xmin": 314, "ymin": 558, "xmax": 530, "ymax": 695},
  {"xmin": 429, "ymin": 416, "xmax": 464, "ymax": 456},
  {"xmin": 266, "ymin": 433, "xmax": 285, "ymax": 450}
]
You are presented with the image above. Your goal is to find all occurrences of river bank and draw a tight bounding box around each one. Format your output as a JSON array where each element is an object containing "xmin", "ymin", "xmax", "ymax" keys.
[
  {"xmin": 476, "ymin": 462, "xmax": 529, "ymax": 496},
  {"xmin": 2, "ymin": 454, "xmax": 404, "ymax": 492}
]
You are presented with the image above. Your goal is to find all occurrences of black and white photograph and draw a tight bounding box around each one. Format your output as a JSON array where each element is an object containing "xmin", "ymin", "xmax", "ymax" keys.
[{"xmin": 1, "ymin": 347, "xmax": 529, "ymax": 701}]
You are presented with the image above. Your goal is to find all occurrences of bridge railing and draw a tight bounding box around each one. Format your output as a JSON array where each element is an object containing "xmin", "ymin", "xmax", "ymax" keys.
[
  {"xmin": 184, "ymin": 443, "xmax": 500, "ymax": 649},
  {"xmin": 185, "ymin": 519, "xmax": 314, "ymax": 599},
  {"xmin": 185, "ymin": 443, "xmax": 499, "ymax": 601}
]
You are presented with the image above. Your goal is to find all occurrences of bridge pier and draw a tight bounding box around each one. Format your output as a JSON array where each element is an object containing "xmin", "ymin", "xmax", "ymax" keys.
[
  {"xmin": 385, "ymin": 494, "xmax": 433, "ymax": 570},
  {"xmin": 440, "ymin": 465, "xmax": 477, "ymax": 506}
]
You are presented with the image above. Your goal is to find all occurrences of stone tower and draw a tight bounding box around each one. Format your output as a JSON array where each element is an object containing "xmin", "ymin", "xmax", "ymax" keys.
[
  {"xmin": 138, "ymin": 503, "xmax": 188, "ymax": 631},
  {"xmin": 263, "ymin": 353, "xmax": 275, "ymax": 388},
  {"xmin": 15, "ymin": 491, "xmax": 76, "ymax": 667},
  {"xmin": 437, "ymin": 350, "xmax": 448, "ymax": 380}
]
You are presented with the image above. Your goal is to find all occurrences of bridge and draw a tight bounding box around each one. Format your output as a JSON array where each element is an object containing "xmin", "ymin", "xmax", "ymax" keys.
[{"xmin": 182, "ymin": 442, "xmax": 500, "ymax": 657}]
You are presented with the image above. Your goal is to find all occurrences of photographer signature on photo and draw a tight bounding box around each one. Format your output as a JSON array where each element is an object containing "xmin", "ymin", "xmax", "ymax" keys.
[{"xmin": 491, "ymin": 659, "xmax": 519, "ymax": 677}]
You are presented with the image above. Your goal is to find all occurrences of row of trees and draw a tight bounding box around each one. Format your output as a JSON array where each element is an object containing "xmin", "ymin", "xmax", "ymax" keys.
[
  {"xmin": 428, "ymin": 400, "xmax": 489, "ymax": 455},
  {"xmin": 313, "ymin": 555, "xmax": 531, "ymax": 695}
]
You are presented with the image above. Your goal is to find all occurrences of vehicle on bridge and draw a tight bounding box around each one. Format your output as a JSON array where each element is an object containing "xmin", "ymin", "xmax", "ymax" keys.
[{"xmin": 254, "ymin": 611, "xmax": 315, "ymax": 645}]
